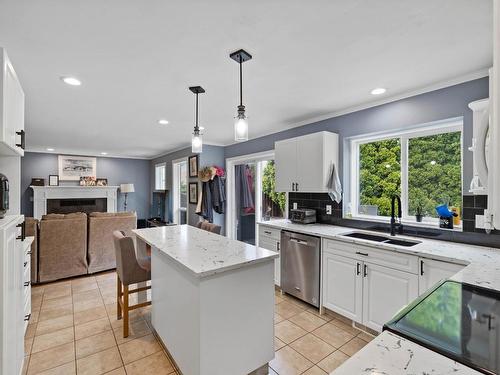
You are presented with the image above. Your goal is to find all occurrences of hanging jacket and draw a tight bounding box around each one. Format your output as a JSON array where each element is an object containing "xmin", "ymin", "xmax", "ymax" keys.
[{"xmin": 210, "ymin": 175, "xmax": 226, "ymax": 214}]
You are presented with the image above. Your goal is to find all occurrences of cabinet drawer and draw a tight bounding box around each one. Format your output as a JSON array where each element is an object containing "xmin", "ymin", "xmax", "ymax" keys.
[
  {"xmin": 259, "ymin": 236, "xmax": 279, "ymax": 252},
  {"xmin": 258, "ymin": 225, "xmax": 281, "ymax": 241},
  {"xmin": 323, "ymin": 238, "xmax": 419, "ymax": 274}
]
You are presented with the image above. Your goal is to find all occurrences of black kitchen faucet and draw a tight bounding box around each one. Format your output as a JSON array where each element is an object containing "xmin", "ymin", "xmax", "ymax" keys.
[{"xmin": 391, "ymin": 195, "xmax": 403, "ymax": 236}]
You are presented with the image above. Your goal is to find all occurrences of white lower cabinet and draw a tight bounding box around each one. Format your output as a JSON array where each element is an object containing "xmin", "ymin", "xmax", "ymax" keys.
[
  {"xmin": 258, "ymin": 225, "xmax": 281, "ymax": 287},
  {"xmin": 418, "ymin": 258, "xmax": 465, "ymax": 295},
  {"xmin": 362, "ymin": 262, "xmax": 418, "ymax": 331}
]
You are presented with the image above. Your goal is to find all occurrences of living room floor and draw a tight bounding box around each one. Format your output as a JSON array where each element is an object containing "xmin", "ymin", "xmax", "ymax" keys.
[{"xmin": 24, "ymin": 271, "xmax": 374, "ymax": 375}]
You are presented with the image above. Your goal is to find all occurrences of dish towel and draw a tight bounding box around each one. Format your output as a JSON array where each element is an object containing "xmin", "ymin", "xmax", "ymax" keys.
[{"xmin": 326, "ymin": 163, "xmax": 342, "ymax": 203}]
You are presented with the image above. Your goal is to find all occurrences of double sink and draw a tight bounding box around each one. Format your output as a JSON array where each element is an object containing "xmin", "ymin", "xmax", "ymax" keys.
[{"xmin": 341, "ymin": 231, "xmax": 421, "ymax": 247}]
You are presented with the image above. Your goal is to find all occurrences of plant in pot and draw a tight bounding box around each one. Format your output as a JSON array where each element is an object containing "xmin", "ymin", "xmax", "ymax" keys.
[{"xmin": 415, "ymin": 203, "xmax": 424, "ymax": 222}]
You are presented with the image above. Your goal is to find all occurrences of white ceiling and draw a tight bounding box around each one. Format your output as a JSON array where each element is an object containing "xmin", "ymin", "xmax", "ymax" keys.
[{"xmin": 0, "ymin": 0, "xmax": 492, "ymax": 159}]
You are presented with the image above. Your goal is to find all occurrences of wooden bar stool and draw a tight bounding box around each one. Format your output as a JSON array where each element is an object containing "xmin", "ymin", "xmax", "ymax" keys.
[{"xmin": 113, "ymin": 230, "xmax": 151, "ymax": 338}]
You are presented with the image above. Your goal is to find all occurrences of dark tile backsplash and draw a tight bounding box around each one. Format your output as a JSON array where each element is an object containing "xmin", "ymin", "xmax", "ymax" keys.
[{"xmin": 289, "ymin": 192, "xmax": 500, "ymax": 248}]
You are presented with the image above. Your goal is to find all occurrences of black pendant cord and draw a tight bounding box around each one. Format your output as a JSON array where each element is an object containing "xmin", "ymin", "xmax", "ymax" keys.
[
  {"xmin": 239, "ymin": 55, "xmax": 243, "ymax": 107},
  {"xmin": 195, "ymin": 92, "xmax": 199, "ymax": 132}
]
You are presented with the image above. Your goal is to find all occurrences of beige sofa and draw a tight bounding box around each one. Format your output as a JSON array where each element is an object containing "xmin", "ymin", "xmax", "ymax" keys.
[
  {"xmin": 87, "ymin": 212, "xmax": 137, "ymax": 273},
  {"xmin": 38, "ymin": 213, "xmax": 88, "ymax": 283}
]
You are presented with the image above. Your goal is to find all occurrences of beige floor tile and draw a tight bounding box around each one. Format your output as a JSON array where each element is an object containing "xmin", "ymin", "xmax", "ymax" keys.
[
  {"xmin": 270, "ymin": 346, "xmax": 313, "ymax": 375},
  {"xmin": 25, "ymin": 336, "xmax": 34, "ymax": 355},
  {"xmin": 25, "ymin": 323, "xmax": 37, "ymax": 339},
  {"xmin": 125, "ymin": 351, "xmax": 175, "ymax": 375},
  {"xmin": 289, "ymin": 311, "xmax": 328, "ymax": 332},
  {"xmin": 312, "ymin": 323, "xmax": 354, "ymax": 349},
  {"xmin": 30, "ymin": 309, "xmax": 40, "ymax": 324},
  {"xmin": 36, "ymin": 361, "xmax": 76, "ymax": 375},
  {"xmin": 289, "ymin": 333, "xmax": 335, "ymax": 363},
  {"xmin": 329, "ymin": 318, "xmax": 360, "ymax": 336},
  {"xmin": 72, "ymin": 289, "xmax": 102, "ymax": 303},
  {"xmin": 32, "ymin": 286, "xmax": 45, "ymax": 297},
  {"xmin": 38, "ymin": 304, "xmax": 73, "ymax": 322},
  {"xmin": 31, "ymin": 327, "xmax": 74, "ymax": 354},
  {"xmin": 107, "ymin": 303, "xmax": 143, "ymax": 329},
  {"xmin": 104, "ymin": 367, "xmax": 126, "ymax": 375},
  {"xmin": 74, "ymin": 305, "xmax": 108, "ymax": 325},
  {"xmin": 41, "ymin": 295, "xmax": 72, "ymax": 310},
  {"xmin": 274, "ymin": 295, "xmax": 284, "ymax": 304},
  {"xmin": 274, "ymin": 301, "xmax": 304, "ymax": 319},
  {"xmin": 76, "ymin": 330, "xmax": 117, "ymax": 359},
  {"xmin": 302, "ymin": 365, "xmax": 328, "ymax": 375},
  {"xmin": 35, "ymin": 314, "xmax": 73, "ymax": 336},
  {"xmin": 31, "ymin": 295, "xmax": 43, "ymax": 309},
  {"xmin": 76, "ymin": 346, "xmax": 123, "ymax": 375},
  {"xmin": 283, "ymin": 295, "xmax": 311, "ymax": 310},
  {"xmin": 275, "ymin": 320, "xmax": 307, "ymax": 344},
  {"xmin": 274, "ymin": 337, "xmax": 286, "ymax": 351},
  {"xmin": 74, "ymin": 297, "xmax": 105, "ymax": 313},
  {"xmin": 113, "ymin": 319, "xmax": 151, "ymax": 345},
  {"xmin": 43, "ymin": 285, "xmax": 72, "ymax": 300},
  {"xmin": 118, "ymin": 334, "xmax": 162, "ymax": 365},
  {"xmin": 339, "ymin": 337, "xmax": 367, "ymax": 356},
  {"xmin": 27, "ymin": 342, "xmax": 75, "ymax": 374},
  {"xmin": 274, "ymin": 313, "xmax": 284, "ymax": 324},
  {"xmin": 357, "ymin": 331, "xmax": 375, "ymax": 343},
  {"xmin": 22, "ymin": 356, "xmax": 29, "ymax": 375},
  {"xmin": 305, "ymin": 308, "xmax": 334, "ymax": 322},
  {"xmin": 317, "ymin": 350, "xmax": 350, "ymax": 373},
  {"xmin": 75, "ymin": 317, "xmax": 112, "ymax": 340}
]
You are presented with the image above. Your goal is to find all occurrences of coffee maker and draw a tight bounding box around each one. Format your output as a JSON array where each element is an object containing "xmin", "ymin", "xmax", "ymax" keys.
[{"xmin": 0, "ymin": 173, "xmax": 9, "ymax": 219}]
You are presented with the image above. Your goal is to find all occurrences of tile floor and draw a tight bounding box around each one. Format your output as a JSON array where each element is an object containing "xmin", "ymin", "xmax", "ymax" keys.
[{"xmin": 25, "ymin": 272, "xmax": 374, "ymax": 375}]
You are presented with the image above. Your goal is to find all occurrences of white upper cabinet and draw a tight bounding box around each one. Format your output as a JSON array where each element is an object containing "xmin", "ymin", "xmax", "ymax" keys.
[
  {"xmin": 275, "ymin": 131, "xmax": 339, "ymax": 192},
  {"xmin": 0, "ymin": 48, "xmax": 25, "ymax": 156}
]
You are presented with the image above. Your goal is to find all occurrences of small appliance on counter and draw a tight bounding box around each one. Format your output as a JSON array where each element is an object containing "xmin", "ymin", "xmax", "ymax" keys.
[
  {"xmin": 290, "ymin": 208, "xmax": 316, "ymax": 224},
  {"xmin": 0, "ymin": 173, "xmax": 8, "ymax": 219},
  {"xmin": 384, "ymin": 280, "xmax": 500, "ymax": 374}
]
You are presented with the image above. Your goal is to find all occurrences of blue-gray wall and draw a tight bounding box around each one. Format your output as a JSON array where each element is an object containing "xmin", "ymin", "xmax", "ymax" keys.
[
  {"xmin": 21, "ymin": 152, "xmax": 151, "ymax": 219},
  {"xmin": 224, "ymin": 77, "xmax": 489, "ymax": 193}
]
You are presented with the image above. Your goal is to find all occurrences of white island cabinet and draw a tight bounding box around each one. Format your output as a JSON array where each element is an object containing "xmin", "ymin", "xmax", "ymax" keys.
[{"xmin": 133, "ymin": 225, "xmax": 278, "ymax": 375}]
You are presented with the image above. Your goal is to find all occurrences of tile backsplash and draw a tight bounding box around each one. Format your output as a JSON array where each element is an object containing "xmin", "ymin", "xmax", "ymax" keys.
[
  {"xmin": 462, "ymin": 195, "xmax": 489, "ymax": 233},
  {"xmin": 288, "ymin": 193, "xmax": 342, "ymax": 223}
]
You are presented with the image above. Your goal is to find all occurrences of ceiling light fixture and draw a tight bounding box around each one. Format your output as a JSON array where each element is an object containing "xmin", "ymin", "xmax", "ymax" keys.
[
  {"xmin": 46, "ymin": 148, "xmax": 55, "ymax": 152},
  {"xmin": 371, "ymin": 87, "xmax": 386, "ymax": 95},
  {"xmin": 158, "ymin": 119, "xmax": 169, "ymax": 125},
  {"xmin": 189, "ymin": 86, "xmax": 205, "ymax": 154},
  {"xmin": 61, "ymin": 76, "xmax": 82, "ymax": 86},
  {"xmin": 101, "ymin": 152, "xmax": 108, "ymax": 155},
  {"xmin": 230, "ymin": 49, "xmax": 252, "ymax": 142}
]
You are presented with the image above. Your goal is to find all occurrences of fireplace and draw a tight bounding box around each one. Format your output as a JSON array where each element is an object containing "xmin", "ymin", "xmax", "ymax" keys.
[{"xmin": 47, "ymin": 198, "xmax": 107, "ymax": 214}]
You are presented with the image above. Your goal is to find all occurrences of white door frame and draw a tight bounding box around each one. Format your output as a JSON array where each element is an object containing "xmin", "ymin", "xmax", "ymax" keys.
[
  {"xmin": 225, "ymin": 150, "xmax": 275, "ymax": 240},
  {"xmin": 172, "ymin": 157, "xmax": 187, "ymax": 225}
]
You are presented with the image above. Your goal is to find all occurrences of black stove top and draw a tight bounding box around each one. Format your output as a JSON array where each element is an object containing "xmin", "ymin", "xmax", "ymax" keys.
[{"xmin": 384, "ymin": 280, "xmax": 500, "ymax": 374}]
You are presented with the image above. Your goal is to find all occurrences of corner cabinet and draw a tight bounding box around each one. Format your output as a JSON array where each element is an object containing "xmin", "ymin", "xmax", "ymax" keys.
[
  {"xmin": 0, "ymin": 48, "xmax": 25, "ymax": 156},
  {"xmin": 275, "ymin": 131, "xmax": 339, "ymax": 192},
  {"xmin": 418, "ymin": 258, "xmax": 464, "ymax": 295},
  {"xmin": 258, "ymin": 225, "xmax": 281, "ymax": 287}
]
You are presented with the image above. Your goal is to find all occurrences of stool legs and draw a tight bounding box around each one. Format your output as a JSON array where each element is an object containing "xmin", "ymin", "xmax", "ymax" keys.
[
  {"xmin": 116, "ymin": 274, "xmax": 122, "ymax": 320},
  {"xmin": 123, "ymin": 285, "xmax": 129, "ymax": 338}
]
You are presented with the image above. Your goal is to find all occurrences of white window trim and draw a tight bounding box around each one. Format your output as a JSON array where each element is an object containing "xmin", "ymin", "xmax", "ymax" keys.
[
  {"xmin": 345, "ymin": 117, "xmax": 464, "ymax": 229},
  {"xmin": 154, "ymin": 162, "xmax": 166, "ymax": 191},
  {"xmin": 172, "ymin": 158, "xmax": 187, "ymax": 225}
]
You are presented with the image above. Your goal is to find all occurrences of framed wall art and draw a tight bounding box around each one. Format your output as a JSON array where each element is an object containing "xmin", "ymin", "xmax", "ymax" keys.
[
  {"xmin": 189, "ymin": 155, "xmax": 198, "ymax": 178},
  {"xmin": 58, "ymin": 155, "xmax": 96, "ymax": 181},
  {"xmin": 189, "ymin": 182, "xmax": 198, "ymax": 204}
]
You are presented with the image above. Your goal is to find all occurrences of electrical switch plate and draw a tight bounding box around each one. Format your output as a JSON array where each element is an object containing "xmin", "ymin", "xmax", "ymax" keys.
[
  {"xmin": 293, "ymin": 202, "xmax": 298, "ymax": 210},
  {"xmin": 326, "ymin": 205, "xmax": 332, "ymax": 215},
  {"xmin": 475, "ymin": 214, "xmax": 485, "ymax": 229}
]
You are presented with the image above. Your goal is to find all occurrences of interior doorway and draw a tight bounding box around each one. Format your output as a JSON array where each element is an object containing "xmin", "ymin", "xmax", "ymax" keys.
[{"xmin": 172, "ymin": 158, "xmax": 188, "ymax": 224}]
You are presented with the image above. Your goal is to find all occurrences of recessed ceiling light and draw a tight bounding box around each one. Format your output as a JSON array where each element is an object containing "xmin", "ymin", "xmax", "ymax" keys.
[
  {"xmin": 61, "ymin": 76, "xmax": 82, "ymax": 86},
  {"xmin": 371, "ymin": 87, "xmax": 386, "ymax": 95},
  {"xmin": 158, "ymin": 119, "xmax": 169, "ymax": 125},
  {"xmin": 101, "ymin": 152, "xmax": 108, "ymax": 155},
  {"xmin": 199, "ymin": 126, "xmax": 205, "ymax": 131},
  {"xmin": 46, "ymin": 148, "xmax": 55, "ymax": 151}
]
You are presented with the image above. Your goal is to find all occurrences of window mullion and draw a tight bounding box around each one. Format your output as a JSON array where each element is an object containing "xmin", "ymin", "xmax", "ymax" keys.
[{"xmin": 400, "ymin": 136, "xmax": 409, "ymax": 220}]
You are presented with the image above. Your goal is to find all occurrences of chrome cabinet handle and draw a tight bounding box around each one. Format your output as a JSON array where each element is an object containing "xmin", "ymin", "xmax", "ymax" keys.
[{"xmin": 290, "ymin": 238, "xmax": 308, "ymax": 245}]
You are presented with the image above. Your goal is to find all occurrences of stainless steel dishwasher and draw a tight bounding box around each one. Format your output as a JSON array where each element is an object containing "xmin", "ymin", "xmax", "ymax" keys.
[{"xmin": 281, "ymin": 230, "xmax": 321, "ymax": 307}]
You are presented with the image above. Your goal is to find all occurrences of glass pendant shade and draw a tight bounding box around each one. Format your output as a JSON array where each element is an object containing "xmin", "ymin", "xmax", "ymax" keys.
[
  {"xmin": 192, "ymin": 132, "xmax": 203, "ymax": 153},
  {"xmin": 234, "ymin": 115, "xmax": 248, "ymax": 142}
]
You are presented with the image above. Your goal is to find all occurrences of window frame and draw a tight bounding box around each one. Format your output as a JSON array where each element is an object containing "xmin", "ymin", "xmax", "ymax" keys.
[
  {"xmin": 347, "ymin": 118, "xmax": 463, "ymax": 228},
  {"xmin": 155, "ymin": 162, "xmax": 166, "ymax": 191}
]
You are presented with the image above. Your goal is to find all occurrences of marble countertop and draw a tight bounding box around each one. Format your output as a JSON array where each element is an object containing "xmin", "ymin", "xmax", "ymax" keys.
[
  {"xmin": 258, "ymin": 219, "xmax": 500, "ymax": 374},
  {"xmin": 133, "ymin": 225, "xmax": 278, "ymax": 278}
]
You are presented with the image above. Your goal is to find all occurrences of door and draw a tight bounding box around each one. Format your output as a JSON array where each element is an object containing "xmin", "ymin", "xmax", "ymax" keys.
[
  {"xmin": 296, "ymin": 133, "xmax": 323, "ymax": 192},
  {"xmin": 418, "ymin": 258, "xmax": 464, "ymax": 295},
  {"xmin": 322, "ymin": 252, "xmax": 362, "ymax": 322},
  {"xmin": 274, "ymin": 138, "xmax": 297, "ymax": 192},
  {"xmin": 362, "ymin": 262, "xmax": 418, "ymax": 332},
  {"xmin": 172, "ymin": 159, "xmax": 188, "ymax": 224}
]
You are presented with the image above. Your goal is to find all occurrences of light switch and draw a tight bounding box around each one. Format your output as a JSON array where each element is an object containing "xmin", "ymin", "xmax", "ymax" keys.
[
  {"xmin": 475, "ymin": 214, "xmax": 485, "ymax": 229},
  {"xmin": 293, "ymin": 202, "xmax": 298, "ymax": 210},
  {"xmin": 326, "ymin": 205, "xmax": 332, "ymax": 215}
]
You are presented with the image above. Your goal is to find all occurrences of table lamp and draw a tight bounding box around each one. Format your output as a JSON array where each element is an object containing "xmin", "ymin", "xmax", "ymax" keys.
[{"xmin": 120, "ymin": 183, "xmax": 135, "ymax": 211}]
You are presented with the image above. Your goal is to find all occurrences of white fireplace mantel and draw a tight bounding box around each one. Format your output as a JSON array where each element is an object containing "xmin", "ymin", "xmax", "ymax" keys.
[{"xmin": 30, "ymin": 185, "xmax": 119, "ymax": 220}]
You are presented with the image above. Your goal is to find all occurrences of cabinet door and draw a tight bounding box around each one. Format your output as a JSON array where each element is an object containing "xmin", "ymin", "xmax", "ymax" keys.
[
  {"xmin": 296, "ymin": 133, "xmax": 324, "ymax": 192},
  {"xmin": 362, "ymin": 263, "xmax": 418, "ymax": 332},
  {"xmin": 258, "ymin": 236, "xmax": 280, "ymax": 286},
  {"xmin": 274, "ymin": 139, "xmax": 297, "ymax": 192},
  {"xmin": 418, "ymin": 258, "xmax": 464, "ymax": 295},
  {"xmin": 322, "ymin": 252, "xmax": 362, "ymax": 322}
]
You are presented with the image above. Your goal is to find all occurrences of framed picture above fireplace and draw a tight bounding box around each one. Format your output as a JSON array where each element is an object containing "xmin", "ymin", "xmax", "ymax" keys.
[{"xmin": 58, "ymin": 155, "xmax": 97, "ymax": 181}]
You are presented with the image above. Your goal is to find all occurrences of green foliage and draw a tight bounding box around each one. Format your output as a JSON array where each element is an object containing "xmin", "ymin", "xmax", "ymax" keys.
[{"xmin": 262, "ymin": 161, "xmax": 286, "ymax": 212}]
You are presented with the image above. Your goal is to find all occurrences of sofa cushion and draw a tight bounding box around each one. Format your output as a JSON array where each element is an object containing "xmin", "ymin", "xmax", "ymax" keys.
[
  {"xmin": 89, "ymin": 212, "xmax": 135, "ymax": 217},
  {"xmin": 42, "ymin": 212, "xmax": 87, "ymax": 220}
]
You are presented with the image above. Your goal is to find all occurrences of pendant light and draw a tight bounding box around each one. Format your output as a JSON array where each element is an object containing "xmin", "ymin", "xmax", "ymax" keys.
[
  {"xmin": 230, "ymin": 49, "xmax": 252, "ymax": 142},
  {"xmin": 189, "ymin": 86, "xmax": 205, "ymax": 153}
]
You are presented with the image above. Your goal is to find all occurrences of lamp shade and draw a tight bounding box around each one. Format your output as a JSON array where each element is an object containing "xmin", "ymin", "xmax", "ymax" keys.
[{"xmin": 120, "ymin": 183, "xmax": 135, "ymax": 193}]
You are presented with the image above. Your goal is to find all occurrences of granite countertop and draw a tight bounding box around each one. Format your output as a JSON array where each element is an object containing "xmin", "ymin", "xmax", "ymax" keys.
[
  {"xmin": 133, "ymin": 225, "xmax": 278, "ymax": 278},
  {"xmin": 258, "ymin": 219, "xmax": 500, "ymax": 374}
]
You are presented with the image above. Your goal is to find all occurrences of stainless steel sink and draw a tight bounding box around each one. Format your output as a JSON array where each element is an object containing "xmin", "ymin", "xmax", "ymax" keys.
[{"xmin": 341, "ymin": 231, "xmax": 421, "ymax": 247}]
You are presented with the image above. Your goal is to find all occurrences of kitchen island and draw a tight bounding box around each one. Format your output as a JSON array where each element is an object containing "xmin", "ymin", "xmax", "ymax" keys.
[{"xmin": 133, "ymin": 225, "xmax": 278, "ymax": 375}]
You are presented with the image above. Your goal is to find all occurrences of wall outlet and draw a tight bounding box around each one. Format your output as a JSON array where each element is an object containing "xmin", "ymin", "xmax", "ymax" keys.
[
  {"xmin": 475, "ymin": 214, "xmax": 485, "ymax": 229},
  {"xmin": 326, "ymin": 205, "xmax": 332, "ymax": 215},
  {"xmin": 293, "ymin": 202, "xmax": 298, "ymax": 210}
]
